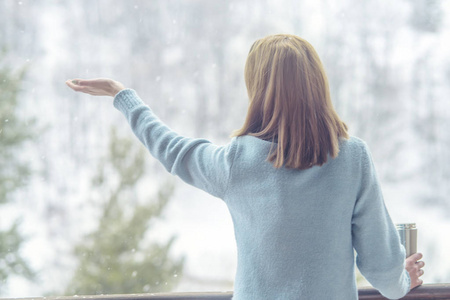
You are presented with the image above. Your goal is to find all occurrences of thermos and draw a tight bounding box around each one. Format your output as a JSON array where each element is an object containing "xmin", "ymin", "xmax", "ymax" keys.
[{"xmin": 396, "ymin": 223, "xmax": 417, "ymax": 257}]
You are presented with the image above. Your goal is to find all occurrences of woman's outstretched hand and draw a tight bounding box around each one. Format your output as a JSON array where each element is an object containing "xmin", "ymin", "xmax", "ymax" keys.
[
  {"xmin": 65, "ymin": 78, "xmax": 125, "ymax": 97},
  {"xmin": 405, "ymin": 252, "xmax": 425, "ymax": 290}
]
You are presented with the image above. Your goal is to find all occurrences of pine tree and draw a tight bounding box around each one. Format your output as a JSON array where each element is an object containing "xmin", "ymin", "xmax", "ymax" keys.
[
  {"xmin": 65, "ymin": 127, "xmax": 183, "ymax": 295},
  {"xmin": 0, "ymin": 50, "xmax": 36, "ymax": 293}
]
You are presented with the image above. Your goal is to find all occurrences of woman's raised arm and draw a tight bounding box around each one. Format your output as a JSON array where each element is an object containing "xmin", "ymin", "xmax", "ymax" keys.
[{"xmin": 66, "ymin": 78, "xmax": 237, "ymax": 199}]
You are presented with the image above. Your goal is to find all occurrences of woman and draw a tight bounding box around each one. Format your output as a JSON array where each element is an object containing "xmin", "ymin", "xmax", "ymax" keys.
[{"xmin": 66, "ymin": 34, "xmax": 424, "ymax": 299}]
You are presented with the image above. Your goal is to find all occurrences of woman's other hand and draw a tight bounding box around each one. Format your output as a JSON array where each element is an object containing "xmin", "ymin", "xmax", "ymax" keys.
[
  {"xmin": 65, "ymin": 78, "xmax": 125, "ymax": 97},
  {"xmin": 405, "ymin": 252, "xmax": 425, "ymax": 290}
]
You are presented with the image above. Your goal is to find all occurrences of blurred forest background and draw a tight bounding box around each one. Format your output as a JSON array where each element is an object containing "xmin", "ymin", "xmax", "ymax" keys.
[{"xmin": 0, "ymin": 0, "xmax": 449, "ymax": 297}]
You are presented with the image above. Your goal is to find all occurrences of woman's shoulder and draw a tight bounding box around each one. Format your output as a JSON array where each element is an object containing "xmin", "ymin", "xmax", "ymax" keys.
[
  {"xmin": 340, "ymin": 136, "xmax": 369, "ymax": 150},
  {"xmin": 337, "ymin": 136, "xmax": 373, "ymax": 163}
]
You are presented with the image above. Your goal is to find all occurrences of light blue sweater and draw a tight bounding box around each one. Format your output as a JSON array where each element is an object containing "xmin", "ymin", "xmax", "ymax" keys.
[{"xmin": 113, "ymin": 89, "xmax": 410, "ymax": 300}]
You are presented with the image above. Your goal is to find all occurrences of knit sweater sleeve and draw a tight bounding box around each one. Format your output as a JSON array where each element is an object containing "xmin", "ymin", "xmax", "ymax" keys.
[
  {"xmin": 113, "ymin": 89, "xmax": 236, "ymax": 199},
  {"xmin": 351, "ymin": 142, "xmax": 410, "ymax": 300}
]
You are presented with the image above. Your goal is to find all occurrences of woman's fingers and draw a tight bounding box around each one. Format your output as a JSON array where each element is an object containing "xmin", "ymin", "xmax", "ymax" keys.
[
  {"xmin": 66, "ymin": 78, "xmax": 105, "ymax": 94},
  {"xmin": 405, "ymin": 253, "xmax": 425, "ymax": 290},
  {"xmin": 65, "ymin": 79, "xmax": 87, "ymax": 92},
  {"xmin": 416, "ymin": 261, "xmax": 425, "ymax": 268},
  {"xmin": 409, "ymin": 252, "xmax": 423, "ymax": 262},
  {"xmin": 66, "ymin": 81, "xmax": 100, "ymax": 95},
  {"xmin": 406, "ymin": 253, "xmax": 423, "ymax": 266},
  {"xmin": 67, "ymin": 78, "xmax": 96, "ymax": 87},
  {"xmin": 415, "ymin": 279, "xmax": 424, "ymax": 288}
]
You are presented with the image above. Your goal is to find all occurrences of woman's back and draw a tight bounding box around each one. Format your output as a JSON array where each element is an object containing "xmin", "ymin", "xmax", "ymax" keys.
[{"xmin": 224, "ymin": 135, "xmax": 406, "ymax": 299}]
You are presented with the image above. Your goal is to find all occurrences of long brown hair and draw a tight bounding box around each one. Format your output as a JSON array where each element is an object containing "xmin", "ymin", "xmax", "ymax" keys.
[{"xmin": 233, "ymin": 34, "xmax": 349, "ymax": 169}]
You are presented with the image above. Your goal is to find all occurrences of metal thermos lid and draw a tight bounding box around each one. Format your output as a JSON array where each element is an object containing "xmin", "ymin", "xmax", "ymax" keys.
[{"xmin": 396, "ymin": 223, "xmax": 416, "ymax": 230}]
